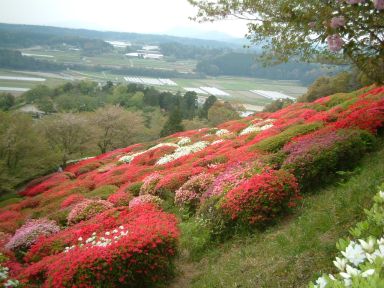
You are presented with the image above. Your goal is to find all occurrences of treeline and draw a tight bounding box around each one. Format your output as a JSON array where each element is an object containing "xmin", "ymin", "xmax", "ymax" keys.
[
  {"xmin": 196, "ymin": 52, "xmax": 344, "ymax": 85},
  {"xmin": 0, "ymin": 23, "xmax": 238, "ymax": 49},
  {"xmin": 159, "ymin": 42, "xmax": 229, "ymax": 60},
  {"xmin": 0, "ymin": 29, "xmax": 113, "ymax": 56},
  {"xmin": 0, "ymin": 49, "xmax": 197, "ymax": 78}
]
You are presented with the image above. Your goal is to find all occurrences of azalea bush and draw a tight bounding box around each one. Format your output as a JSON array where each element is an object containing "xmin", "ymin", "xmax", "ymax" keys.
[
  {"xmin": 129, "ymin": 195, "xmax": 163, "ymax": 209},
  {"xmin": 221, "ymin": 169, "xmax": 300, "ymax": 225},
  {"xmin": 282, "ymin": 128, "xmax": 375, "ymax": 190},
  {"xmin": 174, "ymin": 173, "xmax": 214, "ymax": 211},
  {"xmin": 5, "ymin": 219, "xmax": 60, "ymax": 260},
  {"xmin": 20, "ymin": 204, "xmax": 179, "ymax": 288},
  {"xmin": 67, "ymin": 200, "xmax": 113, "ymax": 225}
]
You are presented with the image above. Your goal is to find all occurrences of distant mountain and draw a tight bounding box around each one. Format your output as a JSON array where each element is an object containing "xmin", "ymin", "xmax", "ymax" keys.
[
  {"xmin": 166, "ymin": 26, "xmax": 247, "ymax": 44},
  {"xmin": 0, "ymin": 23, "xmax": 244, "ymax": 49}
]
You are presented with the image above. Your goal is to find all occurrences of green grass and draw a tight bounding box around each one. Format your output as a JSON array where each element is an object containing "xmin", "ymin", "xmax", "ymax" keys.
[{"xmin": 170, "ymin": 141, "xmax": 384, "ymax": 288}]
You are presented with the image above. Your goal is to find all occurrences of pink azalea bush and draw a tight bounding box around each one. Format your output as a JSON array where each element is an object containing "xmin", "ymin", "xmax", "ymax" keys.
[
  {"xmin": 67, "ymin": 200, "xmax": 113, "ymax": 225},
  {"xmin": 174, "ymin": 173, "xmax": 214, "ymax": 209},
  {"xmin": 5, "ymin": 219, "xmax": 60, "ymax": 251},
  {"xmin": 129, "ymin": 194, "xmax": 163, "ymax": 209},
  {"xmin": 139, "ymin": 173, "xmax": 163, "ymax": 195}
]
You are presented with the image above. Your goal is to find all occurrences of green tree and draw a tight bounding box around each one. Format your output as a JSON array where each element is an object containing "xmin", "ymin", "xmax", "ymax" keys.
[
  {"xmin": 0, "ymin": 93, "xmax": 15, "ymax": 111},
  {"xmin": 189, "ymin": 0, "xmax": 384, "ymax": 83},
  {"xmin": 39, "ymin": 113, "xmax": 93, "ymax": 167},
  {"xmin": 199, "ymin": 95, "xmax": 217, "ymax": 119},
  {"xmin": 160, "ymin": 109, "xmax": 184, "ymax": 137},
  {"xmin": 92, "ymin": 106, "xmax": 145, "ymax": 154},
  {"xmin": 181, "ymin": 91, "xmax": 198, "ymax": 119},
  {"xmin": 0, "ymin": 112, "xmax": 58, "ymax": 193},
  {"xmin": 207, "ymin": 101, "xmax": 239, "ymax": 126}
]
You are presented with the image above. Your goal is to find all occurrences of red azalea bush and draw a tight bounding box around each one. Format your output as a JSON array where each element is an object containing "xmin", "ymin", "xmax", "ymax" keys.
[
  {"xmin": 20, "ymin": 204, "xmax": 179, "ymax": 288},
  {"xmin": 221, "ymin": 169, "xmax": 299, "ymax": 225},
  {"xmin": 20, "ymin": 172, "xmax": 74, "ymax": 197},
  {"xmin": 60, "ymin": 194, "xmax": 85, "ymax": 209},
  {"xmin": 107, "ymin": 192, "xmax": 132, "ymax": 206}
]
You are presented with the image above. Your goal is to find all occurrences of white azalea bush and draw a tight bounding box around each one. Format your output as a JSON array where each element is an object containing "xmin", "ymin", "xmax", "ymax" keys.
[
  {"xmin": 310, "ymin": 186, "xmax": 384, "ymax": 288},
  {"xmin": 156, "ymin": 141, "xmax": 210, "ymax": 165},
  {"xmin": 215, "ymin": 129, "xmax": 230, "ymax": 136},
  {"xmin": 239, "ymin": 120, "xmax": 275, "ymax": 136},
  {"xmin": 118, "ymin": 143, "xmax": 179, "ymax": 163},
  {"xmin": 177, "ymin": 137, "xmax": 191, "ymax": 146}
]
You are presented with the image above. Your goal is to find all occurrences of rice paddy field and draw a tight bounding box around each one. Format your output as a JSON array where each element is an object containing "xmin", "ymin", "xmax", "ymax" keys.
[{"xmin": 3, "ymin": 47, "xmax": 308, "ymax": 106}]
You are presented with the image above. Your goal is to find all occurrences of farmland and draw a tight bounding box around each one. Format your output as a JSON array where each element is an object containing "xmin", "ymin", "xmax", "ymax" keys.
[{"xmin": 2, "ymin": 46, "xmax": 308, "ymax": 106}]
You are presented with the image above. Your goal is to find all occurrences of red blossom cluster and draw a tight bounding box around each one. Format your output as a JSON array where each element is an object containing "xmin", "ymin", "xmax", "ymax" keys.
[
  {"xmin": 20, "ymin": 204, "xmax": 179, "ymax": 287},
  {"xmin": 221, "ymin": 169, "xmax": 300, "ymax": 224}
]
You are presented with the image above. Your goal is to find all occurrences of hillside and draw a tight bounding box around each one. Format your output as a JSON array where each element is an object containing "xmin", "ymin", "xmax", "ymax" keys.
[{"xmin": 0, "ymin": 85, "xmax": 384, "ymax": 287}]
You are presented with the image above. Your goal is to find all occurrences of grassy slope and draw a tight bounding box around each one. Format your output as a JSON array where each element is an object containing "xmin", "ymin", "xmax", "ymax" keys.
[{"xmin": 171, "ymin": 140, "xmax": 384, "ymax": 288}]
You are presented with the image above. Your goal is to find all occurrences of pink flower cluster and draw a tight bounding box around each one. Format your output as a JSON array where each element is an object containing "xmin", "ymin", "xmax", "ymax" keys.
[
  {"xmin": 128, "ymin": 194, "xmax": 163, "ymax": 209},
  {"xmin": 327, "ymin": 34, "xmax": 344, "ymax": 52},
  {"xmin": 139, "ymin": 173, "xmax": 163, "ymax": 195},
  {"xmin": 67, "ymin": 200, "xmax": 113, "ymax": 225},
  {"xmin": 202, "ymin": 162, "xmax": 250, "ymax": 200},
  {"xmin": 5, "ymin": 219, "xmax": 60, "ymax": 251},
  {"xmin": 175, "ymin": 173, "xmax": 214, "ymax": 207}
]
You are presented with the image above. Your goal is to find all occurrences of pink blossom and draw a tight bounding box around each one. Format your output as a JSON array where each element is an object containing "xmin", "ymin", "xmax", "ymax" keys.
[
  {"xmin": 346, "ymin": 0, "xmax": 365, "ymax": 4},
  {"xmin": 129, "ymin": 195, "xmax": 163, "ymax": 209},
  {"xmin": 330, "ymin": 16, "xmax": 345, "ymax": 29},
  {"xmin": 5, "ymin": 219, "xmax": 60, "ymax": 251},
  {"xmin": 373, "ymin": 0, "xmax": 384, "ymax": 10},
  {"xmin": 67, "ymin": 200, "xmax": 113, "ymax": 225},
  {"xmin": 327, "ymin": 34, "xmax": 344, "ymax": 52}
]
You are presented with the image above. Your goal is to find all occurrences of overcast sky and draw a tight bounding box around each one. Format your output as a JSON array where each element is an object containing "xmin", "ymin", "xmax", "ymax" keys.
[{"xmin": 0, "ymin": 0, "xmax": 248, "ymax": 38}]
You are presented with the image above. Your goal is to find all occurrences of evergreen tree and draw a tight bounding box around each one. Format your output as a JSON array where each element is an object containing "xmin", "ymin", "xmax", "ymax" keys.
[{"xmin": 160, "ymin": 109, "xmax": 184, "ymax": 137}]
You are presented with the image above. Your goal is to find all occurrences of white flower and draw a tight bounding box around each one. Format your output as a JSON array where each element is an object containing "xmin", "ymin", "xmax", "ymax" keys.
[
  {"xmin": 211, "ymin": 139, "xmax": 224, "ymax": 146},
  {"xmin": 4, "ymin": 279, "xmax": 19, "ymax": 287},
  {"xmin": 156, "ymin": 141, "xmax": 209, "ymax": 165},
  {"xmin": 340, "ymin": 264, "xmax": 360, "ymax": 279},
  {"xmin": 78, "ymin": 237, "xmax": 83, "ymax": 242},
  {"xmin": 215, "ymin": 129, "xmax": 230, "ymax": 136},
  {"xmin": 112, "ymin": 229, "xmax": 118, "ymax": 234},
  {"xmin": 119, "ymin": 226, "xmax": 124, "ymax": 230},
  {"xmin": 359, "ymin": 238, "xmax": 375, "ymax": 253},
  {"xmin": 314, "ymin": 276, "xmax": 327, "ymax": 288},
  {"xmin": 333, "ymin": 257, "xmax": 347, "ymax": 271},
  {"xmin": 105, "ymin": 232, "xmax": 110, "ymax": 236},
  {"xmin": 377, "ymin": 237, "xmax": 384, "ymax": 246},
  {"xmin": 92, "ymin": 232, "xmax": 96, "ymax": 236},
  {"xmin": 341, "ymin": 241, "xmax": 366, "ymax": 266},
  {"xmin": 239, "ymin": 125, "xmax": 259, "ymax": 135},
  {"xmin": 177, "ymin": 137, "xmax": 191, "ymax": 146},
  {"xmin": 328, "ymin": 274, "xmax": 336, "ymax": 281},
  {"xmin": 361, "ymin": 269, "xmax": 375, "ymax": 278},
  {"xmin": 379, "ymin": 190, "xmax": 384, "ymax": 199}
]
